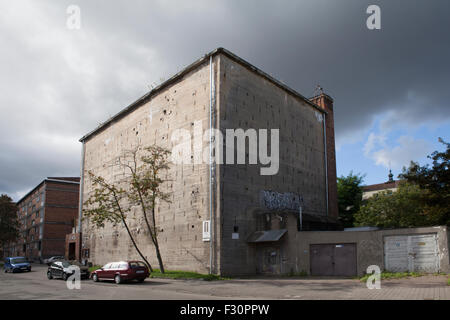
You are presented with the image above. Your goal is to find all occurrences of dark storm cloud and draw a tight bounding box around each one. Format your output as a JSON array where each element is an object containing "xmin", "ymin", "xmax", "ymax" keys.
[{"xmin": 1, "ymin": 0, "xmax": 449, "ymax": 199}]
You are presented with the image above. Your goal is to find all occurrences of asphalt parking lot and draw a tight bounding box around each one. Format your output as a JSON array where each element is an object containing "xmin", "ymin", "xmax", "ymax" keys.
[{"xmin": 1, "ymin": 264, "xmax": 449, "ymax": 300}]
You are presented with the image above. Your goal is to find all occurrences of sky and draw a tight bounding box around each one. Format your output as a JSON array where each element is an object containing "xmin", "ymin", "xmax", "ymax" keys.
[{"xmin": 0, "ymin": 0, "xmax": 449, "ymax": 201}]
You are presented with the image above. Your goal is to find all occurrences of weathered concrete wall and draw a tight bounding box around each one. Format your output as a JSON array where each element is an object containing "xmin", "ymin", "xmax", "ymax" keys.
[
  {"xmin": 292, "ymin": 225, "xmax": 449, "ymax": 276},
  {"xmin": 81, "ymin": 51, "xmax": 335, "ymax": 276},
  {"xmin": 310, "ymin": 94, "xmax": 338, "ymax": 219},
  {"xmin": 217, "ymin": 55, "xmax": 328, "ymax": 275},
  {"xmin": 82, "ymin": 58, "xmax": 218, "ymax": 273}
]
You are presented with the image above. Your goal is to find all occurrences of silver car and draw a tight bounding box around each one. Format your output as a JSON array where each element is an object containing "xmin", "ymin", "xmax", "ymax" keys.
[{"xmin": 43, "ymin": 256, "xmax": 65, "ymax": 265}]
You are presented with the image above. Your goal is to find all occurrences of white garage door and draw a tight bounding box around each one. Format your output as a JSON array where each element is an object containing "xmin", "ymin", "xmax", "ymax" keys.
[{"xmin": 384, "ymin": 234, "xmax": 439, "ymax": 273}]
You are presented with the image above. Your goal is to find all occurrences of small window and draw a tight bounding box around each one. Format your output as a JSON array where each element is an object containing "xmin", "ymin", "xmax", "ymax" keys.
[{"xmin": 103, "ymin": 263, "xmax": 111, "ymax": 269}]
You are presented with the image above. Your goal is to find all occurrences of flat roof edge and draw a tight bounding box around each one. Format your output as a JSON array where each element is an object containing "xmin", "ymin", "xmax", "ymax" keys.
[
  {"xmin": 79, "ymin": 47, "xmax": 326, "ymax": 142},
  {"xmin": 16, "ymin": 178, "xmax": 80, "ymax": 204}
]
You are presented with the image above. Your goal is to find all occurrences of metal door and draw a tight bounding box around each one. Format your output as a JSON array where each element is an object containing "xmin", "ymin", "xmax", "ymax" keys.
[
  {"xmin": 310, "ymin": 244, "xmax": 334, "ymax": 276},
  {"xmin": 334, "ymin": 244, "xmax": 357, "ymax": 276},
  {"xmin": 256, "ymin": 246, "xmax": 281, "ymax": 274},
  {"xmin": 310, "ymin": 243, "xmax": 357, "ymax": 276},
  {"xmin": 384, "ymin": 234, "xmax": 439, "ymax": 273},
  {"xmin": 384, "ymin": 236, "xmax": 408, "ymax": 272},
  {"xmin": 409, "ymin": 234, "xmax": 439, "ymax": 272}
]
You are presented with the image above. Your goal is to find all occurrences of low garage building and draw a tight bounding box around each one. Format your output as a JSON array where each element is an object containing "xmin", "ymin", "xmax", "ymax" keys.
[{"xmin": 295, "ymin": 225, "xmax": 449, "ymax": 276}]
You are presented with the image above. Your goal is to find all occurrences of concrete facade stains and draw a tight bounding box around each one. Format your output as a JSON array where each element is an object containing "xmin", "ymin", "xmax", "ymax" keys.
[{"xmin": 80, "ymin": 49, "xmax": 339, "ymax": 275}]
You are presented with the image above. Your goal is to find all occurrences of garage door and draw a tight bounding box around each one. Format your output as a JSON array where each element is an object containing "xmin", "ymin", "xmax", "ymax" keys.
[
  {"xmin": 310, "ymin": 243, "xmax": 357, "ymax": 276},
  {"xmin": 384, "ymin": 234, "xmax": 439, "ymax": 273}
]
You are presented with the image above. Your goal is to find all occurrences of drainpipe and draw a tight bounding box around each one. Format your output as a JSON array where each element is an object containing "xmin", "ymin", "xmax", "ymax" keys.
[
  {"xmin": 323, "ymin": 115, "xmax": 329, "ymax": 216},
  {"xmin": 299, "ymin": 206, "xmax": 303, "ymax": 231},
  {"xmin": 209, "ymin": 55, "xmax": 214, "ymax": 274},
  {"xmin": 77, "ymin": 141, "xmax": 86, "ymax": 260}
]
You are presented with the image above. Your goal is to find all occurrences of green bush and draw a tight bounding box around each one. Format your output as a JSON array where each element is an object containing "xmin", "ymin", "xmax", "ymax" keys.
[
  {"xmin": 150, "ymin": 269, "xmax": 229, "ymax": 281},
  {"xmin": 360, "ymin": 271, "xmax": 422, "ymax": 282},
  {"xmin": 88, "ymin": 265, "xmax": 102, "ymax": 272}
]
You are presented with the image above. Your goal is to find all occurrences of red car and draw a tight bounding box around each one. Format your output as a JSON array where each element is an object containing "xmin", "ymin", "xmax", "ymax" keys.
[{"xmin": 91, "ymin": 261, "xmax": 149, "ymax": 284}]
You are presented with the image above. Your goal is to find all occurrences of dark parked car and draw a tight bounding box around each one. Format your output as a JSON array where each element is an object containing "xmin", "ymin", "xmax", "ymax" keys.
[
  {"xmin": 47, "ymin": 260, "xmax": 90, "ymax": 280},
  {"xmin": 91, "ymin": 261, "xmax": 149, "ymax": 284},
  {"xmin": 4, "ymin": 257, "xmax": 31, "ymax": 273}
]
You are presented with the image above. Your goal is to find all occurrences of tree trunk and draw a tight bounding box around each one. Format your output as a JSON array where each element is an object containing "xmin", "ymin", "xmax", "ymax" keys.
[
  {"xmin": 150, "ymin": 205, "xmax": 165, "ymax": 273},
  {"xmin": 154, "ymin": 238, "xmax": 164, "ymax": 273},
  {"xmin": 136, "ymin": 187, "xmax": 159, "ymax": 272},
  {"xmin": 117, "ymin": 209, "xmax": 153, "ymax": 273}
]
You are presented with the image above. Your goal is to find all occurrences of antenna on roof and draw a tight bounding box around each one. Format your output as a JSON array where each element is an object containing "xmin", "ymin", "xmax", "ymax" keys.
[{"xmin": 313, "ymin": 84, "xmax": 324, "ymax": 97}]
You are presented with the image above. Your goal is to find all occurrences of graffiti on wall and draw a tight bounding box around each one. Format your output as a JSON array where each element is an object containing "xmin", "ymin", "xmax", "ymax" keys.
[{"xmin": 260, "ymin": 190, "xmax": 303, "ymax": 211}]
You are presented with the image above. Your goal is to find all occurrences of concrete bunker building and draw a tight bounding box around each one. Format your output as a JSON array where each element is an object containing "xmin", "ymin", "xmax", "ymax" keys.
[{"xmin": 79, "ymin": 48, "xmax": 339, "ymax": 276}]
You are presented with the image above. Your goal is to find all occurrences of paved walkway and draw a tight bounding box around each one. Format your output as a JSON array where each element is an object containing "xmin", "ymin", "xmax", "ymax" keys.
[{"xmin": 1, "ymin": 264, "xmax": 449, "ymax": 300}]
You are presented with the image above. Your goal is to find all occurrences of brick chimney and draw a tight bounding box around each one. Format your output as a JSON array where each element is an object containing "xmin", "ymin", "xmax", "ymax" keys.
[{"xmin": 310, "ymin": 93, "xmax": 338, "ymax": 219}]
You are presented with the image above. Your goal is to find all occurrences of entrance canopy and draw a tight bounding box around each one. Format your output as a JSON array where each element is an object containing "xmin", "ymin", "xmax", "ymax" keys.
[{"xmin": 247, "ymin": 229, "xmax": 287, "ymax": 243}]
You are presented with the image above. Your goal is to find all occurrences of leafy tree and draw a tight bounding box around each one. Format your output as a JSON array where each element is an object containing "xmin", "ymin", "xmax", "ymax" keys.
[
  {"xmin": 118, "ymin": 146, "xmax": 171, "ymax": 273},
  {"xmin": 354, "ymin": 182, "xmax": 437, "ymax": 228},
  {"xmin": 84, "ymin": 145, "xmax": 171, "ymax": 273},
  {"xmin": 399, "ymin": 138, "xmax": 449, "ymax": 225},
  {"xmin": 83, "ymin": 172, "xmax": 153, "ymax": 271},
  {"xmin": 337, "ymin": 172, "xmax": 364, "ymax": 228},
  {"xmin": 0, "ymin": 194, "xmax": 19, "ymax": 250}
]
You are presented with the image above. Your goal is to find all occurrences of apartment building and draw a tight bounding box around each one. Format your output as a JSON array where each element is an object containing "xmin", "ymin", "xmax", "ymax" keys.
[{"xmin": 6, "ymin": 177, "xmax": 80, "ymax": 262}]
